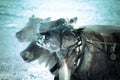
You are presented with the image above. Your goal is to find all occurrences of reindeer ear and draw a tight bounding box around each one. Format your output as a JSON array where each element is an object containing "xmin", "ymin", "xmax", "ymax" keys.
[
  {"xmin": 69, "ymin": 17, "xmax": 78, "ymax": 23},
  {"xmin": 29, "ymin": 15, "xmax": 36, "ymax": 21},
  {"xmin": 72, "ymin": 28, "xmax": 84, "ymax": 37}
]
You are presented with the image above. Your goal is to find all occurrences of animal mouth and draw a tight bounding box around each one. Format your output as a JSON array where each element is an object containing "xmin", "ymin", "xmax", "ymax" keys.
[
  {"xmin": 20, "ymin": 51, "xmax": 34, "ymax": 62},
  {"xmin": 17, "ymin": 38, "xmax": 24, "ymax": 42},
  {"xmin": 22, "ymin": 57, "xmax": 32, "ymax": 62}
]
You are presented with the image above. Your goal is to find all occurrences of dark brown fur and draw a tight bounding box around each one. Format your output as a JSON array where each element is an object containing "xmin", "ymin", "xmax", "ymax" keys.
[{"xmin": 73, "ymin": 30, "xmax": 120, "ymax": 80}]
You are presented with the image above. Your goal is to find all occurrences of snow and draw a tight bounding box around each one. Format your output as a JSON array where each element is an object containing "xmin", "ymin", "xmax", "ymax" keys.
[
  {"xmin": 0, "ymin": 0, "xmax": 120, "ymax": 80},
  {"xmin": 0, "ymin": 27, "xmax": 54, "ymax": 80}
]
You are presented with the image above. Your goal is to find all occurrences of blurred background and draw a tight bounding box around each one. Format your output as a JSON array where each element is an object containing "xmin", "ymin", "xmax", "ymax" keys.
[{"xmin": 0, "ymin": 0, "xmax": 120, "ymax": 80}]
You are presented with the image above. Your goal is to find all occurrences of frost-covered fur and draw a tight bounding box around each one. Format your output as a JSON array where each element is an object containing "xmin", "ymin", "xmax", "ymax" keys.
[
  {"xmin": 20, "ymin": 41, "xmax": 58, "ymax": 75},
  {"xmin": 37, "ymin": 26, "xmax": 120, "ymax": 80},
  {"xmin": 18, "ymin": 15, "xmax": 120, "ymax": 80},
  {"xmin": 16, "ymin": 15, "xmax": 51, "ymax": 42},
  {"xmin": 16, "ymin": 15, "xmax": 77, "ymax": 42}
]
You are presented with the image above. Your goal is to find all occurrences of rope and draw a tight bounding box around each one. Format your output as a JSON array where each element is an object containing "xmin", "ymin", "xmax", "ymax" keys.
[{"xmin": 86, "ymin": 39, "xmax": 120, "ymax": 46}]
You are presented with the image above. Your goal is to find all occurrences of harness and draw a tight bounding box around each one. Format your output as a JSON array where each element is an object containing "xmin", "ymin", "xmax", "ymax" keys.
[
  {"xmin": 49, "ymin": 39, "xmax": 84, "ymax": 80},
  {"xmin": 49, "ymin": 39, "xmax": 83, "ymax": 74},
  {"xmin": 50, "ymin": 29, "xmax": 120, "ymax": 80},
  {"xmin": 58, "ymin": 27, "xmax": 84, "ymax": 71},
  {"xmin": 83, "ymin": 30, "xmax": 120, "ymax": 61},
  {"xmin": 49, "ymin": 27, "xmax": 84, "ymax": 74},
  {"xmin": 38, "ymin": 26, "xmax": 120, "ymax": 78},
  {"xmin": 86, "ymin": 37, "xmax": 120, "ymax": 61},
  {"xmin": 50, "ymin": 63, "xmax": 58, "ymax": 73}
]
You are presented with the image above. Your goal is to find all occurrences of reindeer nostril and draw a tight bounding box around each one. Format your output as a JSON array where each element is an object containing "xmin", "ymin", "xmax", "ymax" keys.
[
  {"xmin": 16, "ymin": 32, "xmax": 21, "ymax": 39},
  {"xmin": 23, "ymin": 57, "xmax": 28, "ymax": 61},
  {"xmin": 20, "ymin": 51, "xmax": 33, "ymax": 62},
  {"xmin": 20, "ymin": 51, "xmax": 28, "ymax": 60}
]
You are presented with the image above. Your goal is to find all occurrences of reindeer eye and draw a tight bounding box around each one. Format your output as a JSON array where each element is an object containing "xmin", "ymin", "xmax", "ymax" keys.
[
  {"xmin": 40, "ymin": 31, "xmax": 51, "ymax": 36},
  {"xmin": 64, "ymin": 35, "xmax": 69, "ymax": 39},
  {"xmin": 63, "ymin": 32, "xmax": 70, "ymax": 39}
]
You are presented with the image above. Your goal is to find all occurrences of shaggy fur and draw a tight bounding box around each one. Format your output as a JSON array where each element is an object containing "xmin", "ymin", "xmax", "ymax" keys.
[
  {"xmin": 37, "ymin": 25, "xmax": 120, "ymax": 80},
  {"xmin": 16, "ymin": 16, "xmax": 77, "ymax": 42}
]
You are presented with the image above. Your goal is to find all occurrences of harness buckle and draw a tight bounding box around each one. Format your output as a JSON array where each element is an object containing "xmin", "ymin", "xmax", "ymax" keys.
[
  {"xmin": 110, "ymin": 52, "xmax": 116, "ymax": 60},
  {"xmin": 110, "ymin": 43, "xmax": 117, "ymax": 60}
]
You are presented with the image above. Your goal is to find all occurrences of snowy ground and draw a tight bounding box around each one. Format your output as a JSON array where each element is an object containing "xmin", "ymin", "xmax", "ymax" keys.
[
  {"xmin": 0, "ymin": 0, "xmax": 120, "ymax": 80},
  {"xmin": 0, "ymin": 57, "xmax": 53, "ymax": 80},
  {"xmin": 0, "ymin": 27, "xmax": 54, "ymax": 80}
]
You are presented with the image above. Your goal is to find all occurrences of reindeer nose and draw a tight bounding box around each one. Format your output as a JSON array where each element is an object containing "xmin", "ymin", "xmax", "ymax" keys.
[
  {"xmin": 20, "ymin": 51, "xmax": 32, "ymax": 62},
  {"xmin": 16, "ymin": 31, "xmax": 21, "ymax": 39}
]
